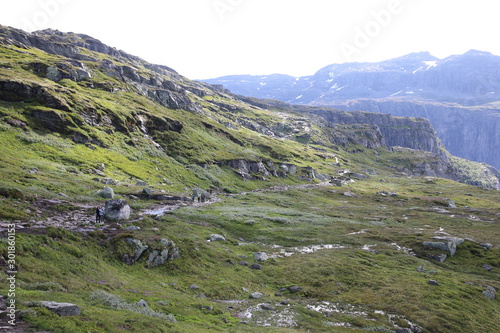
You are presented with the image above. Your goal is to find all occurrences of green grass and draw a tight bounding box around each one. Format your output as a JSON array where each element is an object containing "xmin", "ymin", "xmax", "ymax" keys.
[{"xmin": 0, "ymin": 30, "xmax": 499, "ymax": 332}]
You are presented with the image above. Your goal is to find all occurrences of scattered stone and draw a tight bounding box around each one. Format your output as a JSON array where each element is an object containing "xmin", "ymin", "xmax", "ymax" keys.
[
  {"xmin": 482, "ymin": 264, "xmax": 494, "ymax": 271},
  {"xmin": 239, "ymin": 261, "xmax": 248, "ymax": 266},
  {"xmin": 97, "ymin": 186, "xmax": 114, "ymax": 199},
  {"xmin": 445, "ymin": 198, "xmax": 457, "ymax": 208},
  {"xmin": 288, "ymin": 285, "xmax": 302, "ymax": 293},
  {"xmin": 210, "ymin": 234, "xmax": 226, "ymax": 242},
  {"xmin": 423, "ymin": 237, "xmax": 464, "ymax": 256},
  {"xmin": 281, "ymin": 300, "xmax": 289, "ymax": 305},
  {"xmin": 35, "ymin": 301, "xmax": 80, "ymax": 316},
  {"xmin": 260, "ymin": 303, "xmax": 274, "ymax": 311},
  {"xmin": 136, "ymin": 180, "xmax": 148, "ymax": 186},
  {"xmin": 189, "ymin": 284, "xmax": 199, "ymax": 290},
  {"xmin": 123, "ymin": 226, "xmax": 140, "ymax": 231},
  {"xmin": 249, "ymin": 263, "xmax": 262, "ymax": 270},
  {"xmin": 253, "ymin": 252, "xmax": 269, "ymax": 262},
  {"xmin": 428, "ymin": 280, "xmax": 440, "ymax": 286},
  {"xmin": 136, "ymin": 299, "xmax": 148, "ymax": 308},
  {"xmin": 201, "ymin": 305, "xmax": 214, "ymax": 311},
  {"xmin": 142, "ymin": 187, "xmax": 153, "ymax": 196},
  {"xmin": 100, "ymin": 178, "xmax": 114, "ymax": 185},
  {"xmin": 483, "ymin": 286, "xmax": 496, "ymax": 300},
  {"xmin": 426, "ymin": 253, "xmax": 448, "ymax": 263},
  {"xmin": 249, "ymin": 292, "xmax": 263, "ymax": 299},
  {"xmin": 480, "ymin": 243, "xmax": 493, "ymax": 250},
  {"xmin": 343, "ymin": 191, "xmax": 356, "ymax": 197},
  {"xmin": 416, "ymin": 266, "xmax": 425, "ymax": 272}
]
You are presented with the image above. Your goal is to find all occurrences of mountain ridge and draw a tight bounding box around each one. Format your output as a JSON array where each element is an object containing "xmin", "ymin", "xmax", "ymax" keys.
[
  {"xmin": 0, "ymin": 25, "xmax": 499, "ymax": 333},
  {"xmin": 203, "ymin": 50, "xmax": 500, "ymax": 170}
]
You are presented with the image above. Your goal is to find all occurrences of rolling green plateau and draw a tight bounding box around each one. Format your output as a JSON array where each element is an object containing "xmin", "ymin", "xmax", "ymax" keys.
[{"xmin": 0, "ymin": 26, "xmax": 499, "ymax": 333}]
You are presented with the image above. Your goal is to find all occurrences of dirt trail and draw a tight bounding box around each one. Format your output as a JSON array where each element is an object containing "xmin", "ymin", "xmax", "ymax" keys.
[{"xmin": 0, "ymin": 181, "xmax": 334, "ymax": 234}]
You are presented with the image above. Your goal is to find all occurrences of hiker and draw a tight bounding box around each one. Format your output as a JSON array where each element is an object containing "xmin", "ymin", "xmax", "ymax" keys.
[{"xmin": 95, "ymin": 205, "xmax": 104, "ymax": 224}]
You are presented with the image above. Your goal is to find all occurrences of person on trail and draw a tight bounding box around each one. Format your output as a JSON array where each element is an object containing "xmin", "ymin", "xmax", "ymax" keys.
[{"xmin": 95, "ymin": 205, "xmax": 104, "ymax": 224}]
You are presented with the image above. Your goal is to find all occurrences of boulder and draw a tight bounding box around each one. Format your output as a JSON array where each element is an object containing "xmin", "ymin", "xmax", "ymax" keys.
[
  {"xmin": 104, "ymin": 199, "xmax": 131, "ymax": 220},
  {"xmin": 483, "ymin": 286, "xmax": 496, "ymax": 300},
  {"xmin": 136, "ymin": 299, "xmax": 148, "ymax": 308},
  {"xmin": 122, "ymin": 238, "xmax": 148, "ymax": 265},
  {"xmin": 253, "ymin": 252, "xmax": 269, "ymax": 262},
  {"xmin": 249, "ymin": 292, "xmax": 263, "ymax": 299},
  {"xmin": 250, "ymin": 263, "xmax": 262, "ymax": 270},
  {"xmin": 482, "ymin": 264, "xmax": 493, "ymax": 271},
  {"xmin": 36, "ymin": 301, "xmax": 80, "ymax": 316},
  {"xmin": 209, "ymin": 234, "xmax": 226, "ymax": 242},
  {"xmin": 147, "ymin": 238, "xmax": 180, "ymax": 267},
  {"xmin": 423, "ymin": 237, "xmax": 464, "ymax": 256},
  {"xmin": 288, "ymin": 285, "xmax": 302, "ymax": 293},
  {"xmin": 428, "ymin": 280, "xmax": 440, "ymax": 286},
  {"xmin": 97, "ymin": 187, "xmax": 114, "ymax": 199}
]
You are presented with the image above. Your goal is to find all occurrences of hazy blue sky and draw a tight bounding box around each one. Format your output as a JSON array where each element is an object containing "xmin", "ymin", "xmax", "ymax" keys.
[{"xmin": 1, "ymin": 0, "xmax": 499, "ymax": 79}]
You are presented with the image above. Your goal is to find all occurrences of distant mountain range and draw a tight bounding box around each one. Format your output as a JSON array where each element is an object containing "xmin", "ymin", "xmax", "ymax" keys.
[{"xmin": 203, "ymin": 51, "xmax": 500, "ymax": 169}]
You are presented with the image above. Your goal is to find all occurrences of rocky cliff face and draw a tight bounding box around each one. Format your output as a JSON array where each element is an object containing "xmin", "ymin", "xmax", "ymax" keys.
[
  {"xmin": 304, "ymin": 108, "xmax": 446, "ymax": 158},
  {"xmin": 328, "ymin": 99, "xmax": 500, "ymax": 170},
  {"xmin": 0, "ymin": 25, "xmax": 498, "ymax": 188}
]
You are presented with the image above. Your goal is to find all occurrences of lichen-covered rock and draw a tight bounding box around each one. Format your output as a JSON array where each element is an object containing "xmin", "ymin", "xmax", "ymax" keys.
[{"xmin": 147, "ymin": 239, "xmax": 180, "ymax": 268}]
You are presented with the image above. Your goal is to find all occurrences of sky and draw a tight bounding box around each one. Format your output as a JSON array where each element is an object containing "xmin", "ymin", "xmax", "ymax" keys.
[{"xmin": 0, "ymin": 0, "xmax": 499, "ymax": 80}]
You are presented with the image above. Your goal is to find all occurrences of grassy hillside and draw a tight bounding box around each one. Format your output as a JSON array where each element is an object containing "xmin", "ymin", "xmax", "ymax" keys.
[{"xmin": 0, "ymin": 27, "xmax": 498, "ymax": 332}]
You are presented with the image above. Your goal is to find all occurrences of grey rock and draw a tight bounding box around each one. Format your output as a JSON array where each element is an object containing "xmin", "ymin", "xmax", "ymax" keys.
[
  {"xmin": 423, "ymin": 237, "xmax": 464, "ymax": 256},
  {"xmin": 260, "ymin": 303, "xmax": 274, "ymax": 310},
  {"xmin": 445, "ymin": 198, "xmax": 457, "ymax": 208},
  {"xmin": 142, "ymin": 187, "xmax": 153, "ymax": 196},
  {"xmin": 250, "ymin": 263, "xmax": 262, "ymax": 270},
  {"xmin": 395, "ymin": 328, "xmax": 412, "ymax": 333},
  {"xmin": 428, "ymin": 280, "xmax": 440, "ymax": 286},
  {"xmin": 210, "ymin": 234, "xmax": 226, "ymax": 242},
  {"xmin": 426, "ymin": 253, "xmax": 448, "ymax": 263},
  {"xmin": 136, "ymin": 299, "xmax": 148, "ymax": 308},
  {"xmin": 416, "ymin": 266, "xmax": 425, "ymax": 272},
  {"xmin": 136, "ymin": 180, "xmax": 148, "ymax": 186},
  {"xmin": 482, "ymin": 264, "xmax": 494, "ymax": 271},
  {"xmin": 288, "ymin": 285, "xmax": 302, "ymax": 293},
  {"xmin": 189, "ymin": 284, "xmax": 199, "ymax": 290},
  {"xmin": 36, "ymin": 301, "xmax": 80, "ymax": 316},
  {"xmin": 104, "ymin": 199, "xmax": 131, "ymax": 220},
  {"xmin": 253, "ymin": 252, "xmax": 269, "ymax": 262},
  {"xmin": 343, "ymin": 191, "xmax": 356, "ymax": 197},
  {"xmin": 97, "ymin": 186, "xmax": 114, "ymax": 199},
  {"xmin": 249, "ymin": 292, "xmax": 263, "ymax": 299},
  {"xmin": 483, "ymin": 286, "xmax": 496, "ymax": 300},
  {"xmin": 123, "ymin": 238, "xmax": 148, "ymax": 264},
  {"xmin": 480, "ymin": 243, "xmax": 493, "ymax": 250},
  {"xmin": 239, "ymin": 261, "xmax": 248, "ymax": 266},
  {"xmin": 148, "ymin": 238, "xmax": 180, "ymax": 267},
  {"xmin": 123, "ymin": 226, "xmax": 141, "ymax": 231}
]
